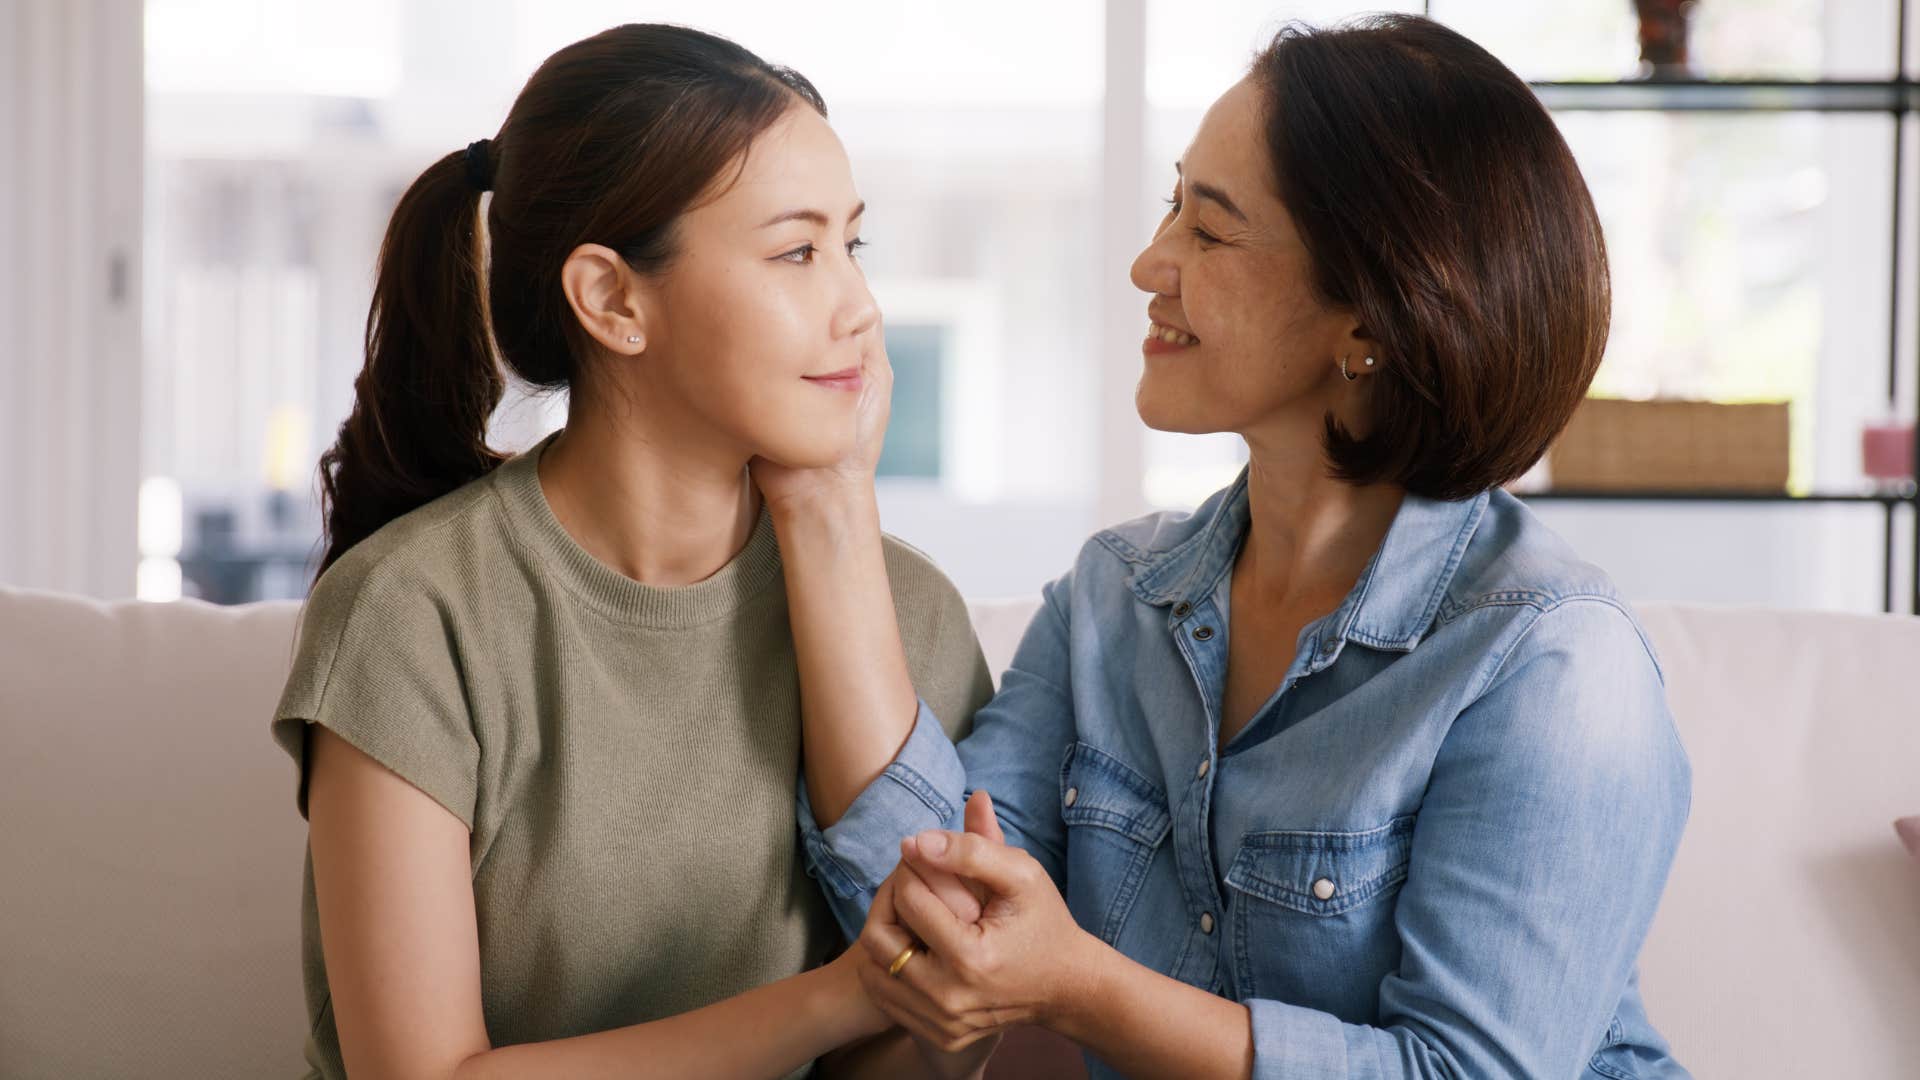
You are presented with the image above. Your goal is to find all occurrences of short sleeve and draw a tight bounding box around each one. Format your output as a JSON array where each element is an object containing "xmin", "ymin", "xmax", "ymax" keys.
[
  {"xmin": 889, "ymin": 538, "xmax": 996, "ymax": 743},
  {"xmin": 270, "ymin": 559, "xmax": 480, "ymax": 830}
]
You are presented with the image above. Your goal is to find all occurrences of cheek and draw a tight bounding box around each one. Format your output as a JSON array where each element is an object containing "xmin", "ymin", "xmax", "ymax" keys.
[
  {"xmin": 680, "ymin": 269, "xmax": 815, "ymax": 375},
  {"xmin": 736, "ymin": 288, "xmax": 822, "ymax": 369},
  {"xmin": 661, "ymin": 275, "xmax": 828, "ymax": 423},
  {"xmin": 1199, "ymin": 270, "xmax": 1331, "ymax": 389},
  {"xmin": 1181, "ymin": 270, "xmax": 1272, "ymax": 394},
  {"xmin": 653, "ymin": 262, "xmax": 862, "ymax": 461}
]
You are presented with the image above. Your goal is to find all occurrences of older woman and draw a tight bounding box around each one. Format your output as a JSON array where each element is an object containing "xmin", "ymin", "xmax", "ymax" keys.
[{"xmin": 784, "ymin": 14, "xmax": 1691, "ymax": 1080}]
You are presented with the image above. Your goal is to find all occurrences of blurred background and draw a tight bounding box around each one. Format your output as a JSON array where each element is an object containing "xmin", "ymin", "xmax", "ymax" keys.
[{"xmin": 2, "ymin": 0, "xmax": 1917, "ymax": 611}]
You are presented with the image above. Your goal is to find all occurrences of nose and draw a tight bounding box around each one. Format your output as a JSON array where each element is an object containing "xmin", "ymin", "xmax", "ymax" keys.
[
  {"xmin": 831, "ymin": 260, "xmax": 881, "ymax": 341},
  {"xmin": 1130, "ymin": 226, "xmax": 1178, "ymax": 298}
]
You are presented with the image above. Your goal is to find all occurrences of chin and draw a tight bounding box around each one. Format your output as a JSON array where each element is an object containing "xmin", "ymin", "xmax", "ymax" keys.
[
  {"xmin": 757, "ymin": 432, "xmax": 852, "ymax": 471},
  {"xmin": 1135, "ymin": 385, "xmax": 1221, "ymax": 435}
]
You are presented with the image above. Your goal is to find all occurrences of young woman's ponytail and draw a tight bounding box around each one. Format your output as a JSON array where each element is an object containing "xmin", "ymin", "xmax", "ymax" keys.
[{"xmin": 316, "ymin": 145, "xmax": 504, "ymax": 574}]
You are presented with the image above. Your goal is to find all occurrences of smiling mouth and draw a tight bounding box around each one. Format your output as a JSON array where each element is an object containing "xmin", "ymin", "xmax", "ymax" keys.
[
  {"xmin": 803, "ymin": 367, "xmax": 863, "ymax": 390},
  {"xmin": 1146, "ymin": 321, "xmax": 1200, "ymax": 347}
]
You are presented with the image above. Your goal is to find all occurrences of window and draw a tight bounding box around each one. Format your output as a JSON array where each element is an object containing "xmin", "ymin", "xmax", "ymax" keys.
[
  {"xmin": 136, "ymin": 0, "xmax": 1916, "ymax": 610},
  {"xmin": 878, "ymin": 324, "xmax": 944, "ymax": 481},
  {"xmin": 142, "ymin": 0, "xmax": 1104, "ymax": 601}
]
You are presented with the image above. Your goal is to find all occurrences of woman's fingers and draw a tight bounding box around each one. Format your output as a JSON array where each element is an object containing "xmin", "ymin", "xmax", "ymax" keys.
[
  {"xmin": 857, "ymin": 957, "xmax": 962, "ymax": 1046},
  {"xmin": 961, "ymin": 792, "xmax": 1008, "ymax": 911},
  {"xmin": 915, "ymin": 861, "xmax": 984, "ymax": 923},
  {"xmin": 860, "ymin": 872, "xmax": 913, "ymax": 968},
  {"xmin": 963, "ymin": 789, "xmax": 1005, "ymax": 845},
  {"xmin": 892, "ymin": 863, "xmax": 981, "ymax": 965},
  {"xmin": 859, "ymin": 944, "xmax": 1001, "ymax": 1055},
  {"xmin": 904, "ymin": 829, "xmax": 1041, "ymax": 899}
]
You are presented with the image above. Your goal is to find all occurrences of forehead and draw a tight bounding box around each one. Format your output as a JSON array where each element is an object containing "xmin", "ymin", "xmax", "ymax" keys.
[
  {"xmin": 1182, "ymin": 78, "xmax": 1276, "ymax": 209},
  {"xmin": 698, "ymin": 104, "xmax": 856, "ymax": 222}
]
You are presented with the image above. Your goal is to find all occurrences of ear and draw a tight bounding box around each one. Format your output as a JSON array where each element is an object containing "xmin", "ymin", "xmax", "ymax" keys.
[
  {"xmin": 1344, "ymin": 318, "xmax": 1382, "ymax": 378},
  {"xmin": 560, "ymin": 243, "xmax": 654, "ymax": 355}
]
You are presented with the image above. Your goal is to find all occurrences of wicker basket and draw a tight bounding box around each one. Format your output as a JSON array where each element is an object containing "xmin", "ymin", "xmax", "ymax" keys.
[{"xmin": 1546, "ymin": 398, "xmax": 1791, "ymax": 493}]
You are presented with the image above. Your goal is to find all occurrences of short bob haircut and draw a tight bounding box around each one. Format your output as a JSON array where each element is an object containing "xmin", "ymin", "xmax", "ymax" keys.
[{"xmin": 1253, "ymin": 15, "xmax": 1610, "ymax": 502}]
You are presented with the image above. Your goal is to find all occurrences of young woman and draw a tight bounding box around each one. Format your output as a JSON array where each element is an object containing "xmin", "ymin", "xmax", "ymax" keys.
[
  {"xmin": 269, "ymin": 24, "xmax": 994, "ymax": 1079},
  {"xmin": 792, "ymin": 16, "xmax": 1693, "ymax": 1080}
]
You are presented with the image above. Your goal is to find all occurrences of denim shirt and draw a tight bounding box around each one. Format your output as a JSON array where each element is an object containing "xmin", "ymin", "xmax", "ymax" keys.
[{"xmin": 799, "ymin": 471, "xmax": 1693, "ymax": 1080}]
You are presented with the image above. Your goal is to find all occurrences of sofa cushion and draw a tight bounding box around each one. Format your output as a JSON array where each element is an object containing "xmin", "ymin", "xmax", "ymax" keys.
[
  {"xmin": 0, "ymin": 587, "xmax": 306, "ymax": 1079},
  {"xmin": 1628, "ymin": 605, "xmax": 1920, "ymax": 1078}
]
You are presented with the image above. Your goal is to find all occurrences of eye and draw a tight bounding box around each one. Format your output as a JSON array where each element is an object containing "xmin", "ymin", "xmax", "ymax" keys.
[
  {"xmin": 1165, "ymin": 181, "xmax": 1219, "ymax": 246},
  {"xmin": 846, "ymin": 237, "xmax": 867, "ymax": 260},
  {"xmin": 778, "ymin": 242, "xmax": 817, "ymax": 264}
]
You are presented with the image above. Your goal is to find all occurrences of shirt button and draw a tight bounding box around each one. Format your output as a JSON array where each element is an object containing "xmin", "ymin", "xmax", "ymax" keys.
[
  {"xmin": 1064, "ymin": 787, "xmax": 1078, "ymax": 807},
  {"xmin": 1200, "ymin": 912, "xmax": 1215, "ymax": 934},
  {"xmin": 1173, "ymin": 601, "xmax": 1193, "ymax": 619},
  {"xmin": 1312, "ymin": 878, "xmax": 1337, "ymax": 901},
  {"xmin": 1193, "ymin": 626, "xmax": 1215, "ymax": 641},
  {"xmin": 1196, "ymin": 758, "xmax": 1210, "ymax": 779}
]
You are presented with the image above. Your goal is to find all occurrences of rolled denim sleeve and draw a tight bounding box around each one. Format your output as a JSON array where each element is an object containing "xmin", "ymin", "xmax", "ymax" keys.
[
  {"xmin": 798, "ymin": 575, "xmax": 1083, "ymax": 942},
  {"xmin": 1247, "ymin": 599, "xmax": 1692, "ymax": 1079},
  {"xmin": 798, "ymin": 701, "xmax": 967, "ymax": 912}
]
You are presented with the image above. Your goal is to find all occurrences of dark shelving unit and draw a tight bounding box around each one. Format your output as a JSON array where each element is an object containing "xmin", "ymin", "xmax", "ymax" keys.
[{"xmin": 1502, "ymin": 10, "xmax": 1920, "ymax": 615}]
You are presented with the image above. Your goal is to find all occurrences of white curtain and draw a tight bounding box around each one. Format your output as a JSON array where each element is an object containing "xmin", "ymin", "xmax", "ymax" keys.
[{"xmin": 0, "ymin": 0, "xmax": 144, "ymax": 597}]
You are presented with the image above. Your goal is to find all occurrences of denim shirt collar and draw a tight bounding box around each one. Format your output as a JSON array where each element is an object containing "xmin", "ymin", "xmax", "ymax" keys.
[{"xmin": 1127, "ymin": 468, "xmax": 1490, "ymax": 659}]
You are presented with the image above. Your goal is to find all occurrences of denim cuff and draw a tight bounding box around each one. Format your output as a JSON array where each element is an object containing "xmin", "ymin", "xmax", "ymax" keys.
[
  {"xmin": 1249, "ymin": 998, "xmax": 1351, "ymax": 1080},
  {"xmin": 797, "ymin": 698, "xmax": 967, "ymax": 902}
]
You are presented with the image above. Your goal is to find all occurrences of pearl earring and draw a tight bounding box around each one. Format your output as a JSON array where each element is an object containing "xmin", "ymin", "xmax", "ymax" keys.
[{"xmin": 625, "ymin": 336, "xmax": 642, "ymax": 344}]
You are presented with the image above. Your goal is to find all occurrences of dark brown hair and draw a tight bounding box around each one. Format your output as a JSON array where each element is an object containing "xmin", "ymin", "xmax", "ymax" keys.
[
  {"xmin": 315, "ymin": 24, "xmax": 824, "ymax": 576},
  {"xmin": 1252, "ymin": 15, "xmax": 1611, "ymax": 500}
]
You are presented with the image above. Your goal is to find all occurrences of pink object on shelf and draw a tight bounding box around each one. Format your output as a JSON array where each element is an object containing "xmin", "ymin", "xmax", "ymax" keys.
[
  {"xmin": 1897, "ymin": 817, "xmax": 1920, "ymax": 859},
  {"xmin": 1862, "ymin": 420, "xmax": 1915, "ymax": 482}
]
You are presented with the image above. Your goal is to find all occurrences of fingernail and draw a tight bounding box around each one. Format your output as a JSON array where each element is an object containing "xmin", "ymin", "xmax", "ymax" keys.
[{"xmin": 917, "ymin": 830, "xmax": 949, "ymax": 856}]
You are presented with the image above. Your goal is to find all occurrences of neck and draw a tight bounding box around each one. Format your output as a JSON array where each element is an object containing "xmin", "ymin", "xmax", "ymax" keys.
[
  {"xmin": 1236, "ymin": 421, "xmax": 1404, "ymax": 606},
  {"xmin": 536, "ymin": 397, "xmax": 761, "ymax": 587}
]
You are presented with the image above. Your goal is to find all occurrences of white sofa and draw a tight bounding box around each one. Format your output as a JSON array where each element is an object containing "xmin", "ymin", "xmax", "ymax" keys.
[{"xmin": 2, "ymin": 586, "xmax": 1917, "ymax": 1079}]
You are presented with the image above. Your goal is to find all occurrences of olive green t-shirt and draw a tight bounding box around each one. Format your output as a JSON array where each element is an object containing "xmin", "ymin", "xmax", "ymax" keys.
[{"xmin": 270, "ymin": 432, "xmax": 994, "ymax": 1078}]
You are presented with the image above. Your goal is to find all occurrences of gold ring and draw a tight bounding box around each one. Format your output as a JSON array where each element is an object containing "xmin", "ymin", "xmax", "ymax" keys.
[{"xmin": 887, "ymin": 943, "xmax": 918, "ymax": 978}]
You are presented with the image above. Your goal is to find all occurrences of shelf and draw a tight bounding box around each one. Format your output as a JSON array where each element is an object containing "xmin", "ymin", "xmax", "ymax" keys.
[
  {"xmin": 1530, "ymin": 80, "xmax": 1920, "ymax": 113},
  {"xmin": 1519, "ymin": 490, "xmax": 1916, "ymax": 505},
  {"xmin": 1528, "ymin": 0, "xmax": 1920, "ymax": 614}
]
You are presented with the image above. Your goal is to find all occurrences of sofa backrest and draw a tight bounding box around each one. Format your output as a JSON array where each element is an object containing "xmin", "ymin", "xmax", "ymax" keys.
[{"xmin": 2, "ymin": 587, "xmax": 1916, "ymax": 1078}]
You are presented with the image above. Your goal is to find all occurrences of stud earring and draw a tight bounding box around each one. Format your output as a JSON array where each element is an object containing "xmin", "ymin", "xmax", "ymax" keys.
[{"xmin": 625, "ymin": 336, "xmax": 642, "ymax": 344}]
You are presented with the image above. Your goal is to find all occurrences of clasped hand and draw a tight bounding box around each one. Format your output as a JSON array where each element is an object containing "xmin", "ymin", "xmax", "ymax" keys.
[{"xmin": 853, "ymin": 791, "xmax": 1094, "ymax": 1059}]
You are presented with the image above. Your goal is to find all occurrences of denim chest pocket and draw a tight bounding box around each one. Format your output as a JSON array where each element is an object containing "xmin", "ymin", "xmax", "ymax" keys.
[
  {"xmin": 1222, "ymin": 815, "xmax": 1415, "ymax": 1010},
  {"xmin": 1059, "ymin": 742, "xmax": 1170, "ymax": 944}
]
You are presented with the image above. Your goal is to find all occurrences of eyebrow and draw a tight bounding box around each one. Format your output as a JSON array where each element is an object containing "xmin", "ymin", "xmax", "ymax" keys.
[
  {"xmin": 758, "ymin": 201, "xmax": 867, "ymax": 229},
  {"xmin": 1174, "ymin": 162, "xmax": 1247, "ymax": 223}
]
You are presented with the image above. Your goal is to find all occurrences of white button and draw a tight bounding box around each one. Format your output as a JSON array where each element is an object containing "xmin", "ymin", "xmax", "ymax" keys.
[
  {"xmin": 1196, "ymin": 759, "xmax": 1210, "ymax": 779},
  {"xmin": 1199, "ymin": 912, "xmax": 1215, "ymax": 934},
  {"xmin": 1312, "ymin": 878, "xmax": 1337, "ymax": 901},
  {"xmin": 1064, "ymin": 787, "xmax": 1078, "ymax": 807}
]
